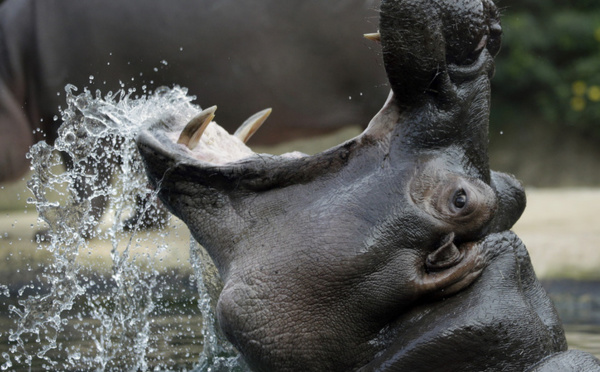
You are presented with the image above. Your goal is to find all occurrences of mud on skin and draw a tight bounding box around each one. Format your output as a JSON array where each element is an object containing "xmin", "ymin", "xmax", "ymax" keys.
[{"xmin": 137, "ymin": 0, "xmax": 600, "ymax": 371}]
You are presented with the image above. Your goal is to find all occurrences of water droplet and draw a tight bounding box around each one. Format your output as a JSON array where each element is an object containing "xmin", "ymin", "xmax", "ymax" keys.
[
  {"xmin": 75, "ymin": 96, "xmax": 89, "ymax": 110},
  {"xmin": 63, "ymin": 131, "xmax": 76, "ymax": 145},
  {"xmin": 14, "ymin": 85, "xmax": 238, "ymax": 370}
]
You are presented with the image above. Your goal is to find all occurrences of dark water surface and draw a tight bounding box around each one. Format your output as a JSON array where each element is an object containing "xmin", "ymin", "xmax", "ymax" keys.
[
  {"xmin": 544, "ymin": 280, "xmax": 600, "ymax": 325},
  {"xmin": 0, "ymin": 280, "xmax": 598, "ymax": 371},
  {"xmin": 0, "ymin": 280, "xmax": 207, "ymax": 371},
  {"xmin": 546, "ymin": 280, "xmax": 600, "ymax": 362},
  {"xmin": 565, "ymin": 325, "xmax": 600, "ymax": 358}
]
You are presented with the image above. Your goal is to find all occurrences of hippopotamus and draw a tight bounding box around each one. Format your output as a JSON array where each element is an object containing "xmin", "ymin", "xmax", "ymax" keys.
[
  {"xmin": 0, "ymin": 0, "xmax": 387, "ymax": 234},
  {"xmin": 136, "ymin": 0, "xmax": 600, "ymax": 370}
]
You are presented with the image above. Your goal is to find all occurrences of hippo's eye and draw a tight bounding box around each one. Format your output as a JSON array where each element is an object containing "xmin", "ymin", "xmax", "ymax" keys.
[{"xmin": 453, "ymin": 189, "xmax": 467, "ymax": 209}]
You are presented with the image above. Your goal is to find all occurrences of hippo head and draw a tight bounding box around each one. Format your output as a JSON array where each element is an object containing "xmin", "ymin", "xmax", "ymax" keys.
[{"xmin": 136, "ymin": 0, "xmax": 537, "ymax": 370}]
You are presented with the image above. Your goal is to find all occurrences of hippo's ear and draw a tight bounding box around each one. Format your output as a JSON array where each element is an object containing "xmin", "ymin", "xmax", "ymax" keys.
[
  {"xmin": 0, "ymin": 83, "xmax": 34, "ymax": 182},
  {"xmin": 418, "ymin": 233, "xmax": 484, "ymax": 297}
]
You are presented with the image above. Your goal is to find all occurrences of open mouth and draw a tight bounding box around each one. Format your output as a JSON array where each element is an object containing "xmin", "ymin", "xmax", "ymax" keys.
[
  {"xmin": 136, "ymin": 99, "xmax": 367, "ymax": 194},
  {"xmin": 137, "ymin": 32, "xmax": 386, "ymax": 178},
  {"xmin": 143, "ymin": 31, "xmax": 394, "ymax": 176},
  {"xmin": 171, "ymin": 105, "xmax": 309, "ymax": 165}
]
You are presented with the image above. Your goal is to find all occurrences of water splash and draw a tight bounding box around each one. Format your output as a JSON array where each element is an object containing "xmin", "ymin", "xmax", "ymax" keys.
[
  {"xmin": 190, "ymin": 239, "xmax": 247, "ymax": 372},
  {"xmin": 5, "ymin": 85, "xmax": 242, "ymax": 370}
]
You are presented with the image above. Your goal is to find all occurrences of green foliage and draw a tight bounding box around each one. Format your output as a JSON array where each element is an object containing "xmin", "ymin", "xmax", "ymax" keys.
[{"xmin": 491, "ymin": 0, "xmax": 600, "ymax": 137}]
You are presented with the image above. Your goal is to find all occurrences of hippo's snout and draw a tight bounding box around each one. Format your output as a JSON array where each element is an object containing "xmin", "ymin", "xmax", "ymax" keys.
[{"xmin": 380, "ymin": 0, "xmax": 502, "ymax": 107}]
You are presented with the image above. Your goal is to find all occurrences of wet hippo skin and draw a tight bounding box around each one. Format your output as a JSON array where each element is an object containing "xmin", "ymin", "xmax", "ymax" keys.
[{"xmin": 136, "ymin": 0, "xmax": 600, "ymax": 370}]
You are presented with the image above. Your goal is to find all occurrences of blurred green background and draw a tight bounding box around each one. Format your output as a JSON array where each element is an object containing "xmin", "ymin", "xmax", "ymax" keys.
[{"xmin": 489, "ymin": 0, "xmax": 600, "ymax": 186}]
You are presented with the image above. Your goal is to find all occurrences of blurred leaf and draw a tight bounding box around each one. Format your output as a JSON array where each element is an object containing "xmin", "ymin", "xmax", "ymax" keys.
[{"xmin": 491, "ymin": 1, "xmax": 600, "ymax": 138}]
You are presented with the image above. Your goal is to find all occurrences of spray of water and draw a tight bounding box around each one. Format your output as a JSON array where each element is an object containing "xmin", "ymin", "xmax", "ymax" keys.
[{"xmin": 4, "ymin": 85, "xmax": 242, "ymax": 370}]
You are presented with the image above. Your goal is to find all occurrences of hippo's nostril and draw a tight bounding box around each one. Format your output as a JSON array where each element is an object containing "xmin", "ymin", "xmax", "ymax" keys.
[{"xmin": 486, "ymin": 22, "xmax": 503, "ymax": 57}]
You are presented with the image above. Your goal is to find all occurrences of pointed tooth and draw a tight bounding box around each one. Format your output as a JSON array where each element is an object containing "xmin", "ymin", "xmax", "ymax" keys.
[
  {"xmin": 177, "ymin": 105, "xmax": 217, "ymax": 150},
  {"xmin": 363, "ymin": 32, "xmax": 381, "ymax": 43},
  {"xmin": 234, "ymin": 108, "xmax": 272, "ymax": 143}
]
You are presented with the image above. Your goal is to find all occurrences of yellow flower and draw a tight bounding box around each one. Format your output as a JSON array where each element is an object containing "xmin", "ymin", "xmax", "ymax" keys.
[
  {"xmin": 588, "ymin": 86, "xmax": 600, "ymax": 102},
  {"xmin": 571, "ymin": 96, "xmax": 586, "ymax": 112},
  {"xmin": 572, "ymin": 81, "xmax": 587, "ymax": 96}
]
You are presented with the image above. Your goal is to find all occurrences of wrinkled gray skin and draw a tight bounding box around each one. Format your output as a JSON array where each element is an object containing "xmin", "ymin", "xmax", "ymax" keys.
[
  {"xmin": 137, "ymin": 0, "xmax": 600, "ymax": 371},
  {"xmin": 0, "ymin": 0, "xmax": 386, "ymax": 184}
]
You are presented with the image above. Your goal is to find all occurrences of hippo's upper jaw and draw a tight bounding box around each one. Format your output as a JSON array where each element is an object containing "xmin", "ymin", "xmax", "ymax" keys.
[
  {"xmin": 136, "ymin": 0, "xmax": 529, "ymax": 370},
  {"xmin": 377, "ymin": 0, "xmax": 503, "ymax": 182}
]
